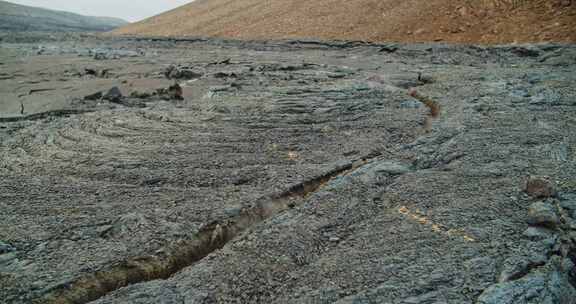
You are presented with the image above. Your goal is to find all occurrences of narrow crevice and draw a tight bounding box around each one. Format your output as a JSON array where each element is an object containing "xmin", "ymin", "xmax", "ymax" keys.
[
  {"xmin": 35, "ymin": 153, "xmax": 379, "ymax": 304},
  {"xmin": 408, "ymin": 89, "xmax": 441, "ymax": 132},
  {"xmin": 0, "ymin": 109, "xmax": 94, "ymax": 123},
  {"xmin": 34, "ymin": 91, "xmax": 441, "ymax": 304}
]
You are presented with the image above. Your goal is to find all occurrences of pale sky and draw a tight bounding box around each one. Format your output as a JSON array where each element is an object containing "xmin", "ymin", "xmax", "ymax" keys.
[{"xmin": 7, "ymin": 0, "xmax": 195, "ymax": 22}]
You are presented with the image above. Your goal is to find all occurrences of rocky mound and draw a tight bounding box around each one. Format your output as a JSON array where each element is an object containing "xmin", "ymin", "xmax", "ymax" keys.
[
  {"xmin": 111, "ymin": 0, "xmax": 576, "ymax": 44},
  {"xmin": 0, "ymin": 0, "xmax": 128, "ymax": 32}
]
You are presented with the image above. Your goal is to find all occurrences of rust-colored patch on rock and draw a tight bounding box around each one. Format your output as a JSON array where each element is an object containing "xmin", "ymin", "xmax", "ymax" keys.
[{"xmin": 525, "ymin": 176, "xmax": 557, "ymax": 199}]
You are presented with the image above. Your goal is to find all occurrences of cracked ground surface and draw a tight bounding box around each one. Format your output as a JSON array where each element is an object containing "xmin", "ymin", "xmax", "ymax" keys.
[{"xmin": 1, "ymin": 35, "xmax": 576, "ymax": 303}]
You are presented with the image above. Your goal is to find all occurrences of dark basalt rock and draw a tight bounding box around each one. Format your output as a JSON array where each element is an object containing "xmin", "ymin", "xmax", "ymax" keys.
[
  {"xmin": 103, "ymin": 87, "xmax": 123, "ymax": 103},
  {"xmin": 164, "ymin": 65, "xmax": 203, "ymax": 80}
]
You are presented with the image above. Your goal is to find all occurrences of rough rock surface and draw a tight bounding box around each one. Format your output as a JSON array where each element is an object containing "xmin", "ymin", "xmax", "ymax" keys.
[
  {"xmin": 1, "ymin": 34, "xmax": 576, "ymax": 304},
  {"xmin": 525, "ymin": 176, "xmax": 557, "ymax": 198},
  {"xmin": 478, "ymin": 257, "xmax": 576, "ymax": 304},
  {"xmin": 527, "ymin": 201, "xmax": 560, "ymax": 228}
]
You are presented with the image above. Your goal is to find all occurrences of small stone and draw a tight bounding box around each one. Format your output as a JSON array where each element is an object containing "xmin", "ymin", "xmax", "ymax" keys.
[
  {"xmin": 527, "ymin": 201, "xmax": 559, "ymax": 228},
  {"xmin": 510, "ymin": 46, "xmax": 540, "ymax": 58},
  {"xmin": 372, "ymin": 161, "xmax": 412, "ymax": 176},
  {"xmin": 84, "ymin": 68, "xmax": 97, "ymax": 76},
  {"xmin": 417, "ymin": 73, "xmax": 434, "ymax": 84},
  {"xmin": 94, "ymin": 53, "xmax": 105, "ymax": 60},
  {"xmin": 103, "ymin": 87, "xmax": 123, "ymax": 103},
  {"xmin": 0, "ymin": 241, "xmax": 15, "ymax": 254},
  {"xmin": 524, "ymin": 176, "xmax": 556, "ymax": 198},
  {"xmin": 167, "ymin": 83, "xmax": 183, "ymax": 100},
  {"xmin": 213, "ymin": 71, "xmax": 237, "ymax": 79},
  {"xmin": 523, "ymin": 226, "xmax": 555, "ymax": 240}
]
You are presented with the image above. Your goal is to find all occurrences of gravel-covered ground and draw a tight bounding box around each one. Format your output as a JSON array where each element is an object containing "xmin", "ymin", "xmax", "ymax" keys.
[{"xmin": 1, "ymin": 34, "xmax": 575, "ymax": 304}]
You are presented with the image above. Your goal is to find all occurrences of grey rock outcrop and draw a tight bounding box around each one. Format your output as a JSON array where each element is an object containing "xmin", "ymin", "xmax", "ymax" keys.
[{"xmin": 478, "ymin": 257, "xmax": 576, "ymax": 304}]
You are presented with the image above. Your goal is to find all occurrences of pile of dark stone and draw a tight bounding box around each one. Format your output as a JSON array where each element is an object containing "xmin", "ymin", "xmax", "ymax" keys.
[
  {"xmin": 477, "ymin": 176, "xmax": 576, "ymax": 304},
  {"xmin": 84, "ymin": 83, "xmax": 184, "ymax": 107},
  {"xmin": 164, "ymin": 64, "xmax": 203, "ymax": 80}
]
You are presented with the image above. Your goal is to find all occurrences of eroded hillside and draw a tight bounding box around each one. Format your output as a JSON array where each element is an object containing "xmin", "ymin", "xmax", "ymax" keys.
[
  {"xmin": 112, "ymin": 0, "xmax": 576, "ymax": 44},
  {"xmin": 0, "ymin": 0, "xmax": 127, "ymax": 32}
]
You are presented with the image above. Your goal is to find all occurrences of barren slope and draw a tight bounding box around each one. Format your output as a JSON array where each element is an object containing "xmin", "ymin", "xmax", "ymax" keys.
[
  {"xmin": 0, "ymin": 0, "xmax": 128, "ymax": 32},
  {"xmin": 112, "ymin": 0, "xmax": 576, "ymax": 44}
]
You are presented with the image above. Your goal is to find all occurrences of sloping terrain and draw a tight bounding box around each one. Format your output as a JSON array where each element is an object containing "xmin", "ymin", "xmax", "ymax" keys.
[
  {"xmin": 0, "ymin": 35, "xmax": 575, "ymax": 304},
  {"xmin": 0, "ymin": 0, "xmax": 128, "ymax": 32},
  {"xmin": 112, "ymin": 0, "xmax": 576, "ymax": 44}
]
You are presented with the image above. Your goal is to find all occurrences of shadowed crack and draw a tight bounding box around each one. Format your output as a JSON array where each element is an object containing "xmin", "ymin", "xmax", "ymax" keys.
[
  {"xmin": 408, "ymin": 89, "xmax": 441, "ymax": 132},
  {"xmin": 35, "ymin": 153, "xmax": 381, "ymax": 304},
  {"xmin": 0, "ymin": 109, "xmax": 94, "ymax": 123}
]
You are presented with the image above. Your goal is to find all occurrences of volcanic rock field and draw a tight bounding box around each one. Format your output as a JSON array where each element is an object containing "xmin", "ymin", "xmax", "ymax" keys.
[{"xmin": 1, "ymin": 33, "xmax": 576, "ymax": 303}]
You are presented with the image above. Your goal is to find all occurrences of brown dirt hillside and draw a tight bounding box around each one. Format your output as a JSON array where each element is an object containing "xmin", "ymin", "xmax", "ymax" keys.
[{"xmin": 111, "ymin": 0, "xmax": 576, "ymax": 44}]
